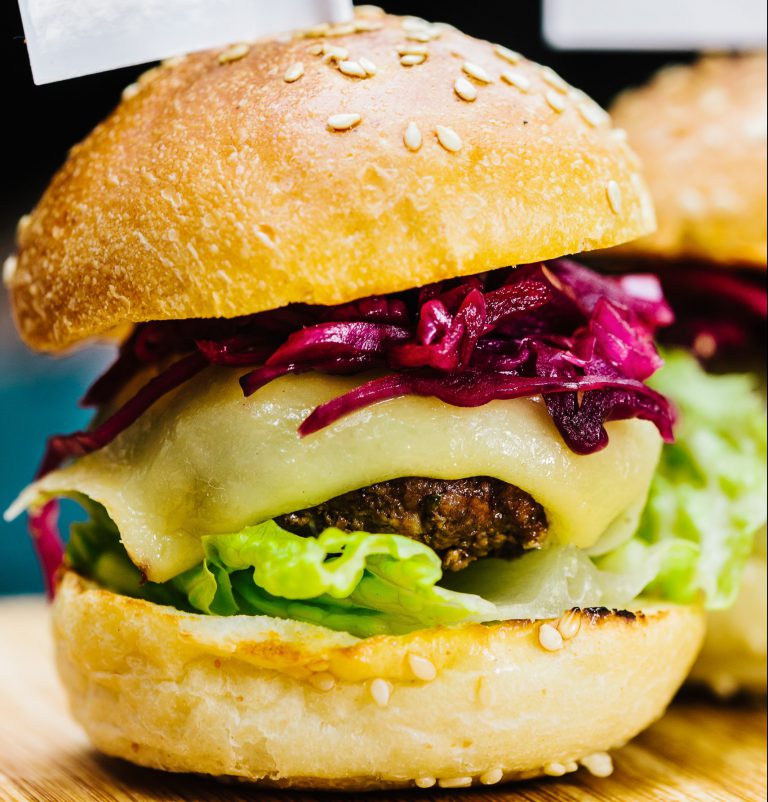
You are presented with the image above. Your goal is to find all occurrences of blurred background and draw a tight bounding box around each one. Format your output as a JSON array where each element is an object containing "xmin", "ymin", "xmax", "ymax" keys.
[{"xmin": 0, "ymin": 1, "xmax": 761, "ymax": 594}]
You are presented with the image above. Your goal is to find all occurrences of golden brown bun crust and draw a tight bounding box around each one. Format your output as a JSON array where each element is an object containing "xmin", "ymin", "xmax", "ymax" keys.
[
  {"xmin": 11, "ymin": 11, "xmax": 653, "ymax": 352},
  {"xmin": 53, "ymin": 572, "xmax": 704, "ymax": 790},
  {"xmin": 610, "ymin": 53, "xmax": 767, "ymax": 269},
  {"xmin": 689, "ymin": 553, "xmax": 767, "ymax": 696}
]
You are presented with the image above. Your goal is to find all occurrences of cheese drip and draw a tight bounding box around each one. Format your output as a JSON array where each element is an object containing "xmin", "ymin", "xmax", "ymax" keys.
[{"xmin": 13, "ymin": 369, "xmax": 662, "ymax": 582}]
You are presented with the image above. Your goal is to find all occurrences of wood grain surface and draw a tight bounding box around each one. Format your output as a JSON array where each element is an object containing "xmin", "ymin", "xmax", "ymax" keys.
[{"xmin": 0, "ymin": 597, "xmax": 765, "ymax": 802}]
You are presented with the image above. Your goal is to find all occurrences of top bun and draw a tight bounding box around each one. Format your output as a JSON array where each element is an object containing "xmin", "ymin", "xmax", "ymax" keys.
[
  {"xmin": 8, "ymin": 10, "xmax": 653, "ymax": 352},
  {"xmin": 610, "ymin": 53, "xmax": 767, "ymax": 270}
]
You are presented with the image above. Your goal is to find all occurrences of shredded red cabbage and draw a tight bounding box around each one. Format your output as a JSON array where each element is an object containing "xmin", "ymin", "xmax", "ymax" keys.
[
  {"xmin": 37, "ymin": 259, "xmax": 676, "ymax": 477},
  {"xmin": 654, "ymin": 267, "xmax": 767, "ymax": 360},
  {"xmin": 28, "ymin": 501, "xmax": 63, "ymax": 598},
  {"xmin": 38, "ymin": 352, "xmax": 208, "ymax": 477}
]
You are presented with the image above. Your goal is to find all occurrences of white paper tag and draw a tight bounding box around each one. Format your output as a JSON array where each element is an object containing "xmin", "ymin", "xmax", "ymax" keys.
[
  {"xmin": 19, "ymin": 0, "xmax": 354, "ymax": 84},
  {"xmin": 544, "ymin": 0, "xmax": 767, "ymax": 50}
]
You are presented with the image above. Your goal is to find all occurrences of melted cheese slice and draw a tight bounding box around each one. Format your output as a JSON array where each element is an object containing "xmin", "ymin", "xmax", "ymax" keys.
[{"xmin": 16, "ymin": 369, "xmax": 662, "ymax": 582}]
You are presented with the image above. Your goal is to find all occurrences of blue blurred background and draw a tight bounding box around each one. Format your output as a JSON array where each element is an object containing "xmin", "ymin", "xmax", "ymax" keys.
[
  {"xmin": 0, "ymin": 1, "xmax": 701, "ymax": 594},
  {"xmin": 0, "ymin": 342, "xmax": 110, "ymax": 593}
]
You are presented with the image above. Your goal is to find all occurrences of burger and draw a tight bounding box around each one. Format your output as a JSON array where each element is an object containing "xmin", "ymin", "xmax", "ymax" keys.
[
  {"xmin": 607, "ymin": 54, "xmax": 767, "ymax": 697},
  {"xmin": 4, "ymin": 10, "xmax": 717, "ymax": 791}
]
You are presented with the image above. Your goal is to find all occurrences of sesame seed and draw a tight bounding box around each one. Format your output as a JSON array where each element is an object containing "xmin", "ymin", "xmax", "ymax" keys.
[
  {"xmin": 545, "ymin": 90, "xmax": 566, "ymax": 113},
  {"xmin": 406, "ymin": 30, "xmax": 438, "ymax": 42},
  {"xmin": 400, "ymin": 53, "xmax": 427, "ymax": 67},
  {"xmin": 454, "ymin": 76, "xmax": 478, "ymax": 102},
  {"xmin": 355, "ymin": 4, "xmax": 385, "ymax": 17},
  {"xmin": 538, "ymin": 623, "xmax": 564, "ymax": 651},
  {"xmin": 162, "ymin": 54, "xmax": 186, "ymax": 68},
  {"xmin": 354, "ymin": 19, "xmax": 384, "ymax": 33},
  {"xmin": 540, "ymin": 66, "xmax": 568, "ymax": 93},
  {"xmin": 407, "ymin": 653, "xmax": 437, "ymax": 680},
  {"xmin": 692, "ymin": 333, "xmax": 717, "ymax": 359},
  {"xmin": 480, "ymin": 768, "xmax": 504, "ymax": 785},
  {"xmin": 415, "ymin": 777, "xmax": 436, "ymax": 789},
  {"xmin": 462, "ymin": 61, "xmax": 492, "ymax": 83},
  {"xmin": 302, "ymin": 22, "xmax": 330, "ymax": 38},
  {"xmin": 328, "ymin": 22, "xmax": 356, "ymax": 37},
  {"xmin": 308, "ymin": 43, "xmax": 324, "ymax": 56},
  {"xmin": 402, "ymin": 16, "xmax": 430, "ymax": 32},
  {"xmin": 435, "ymin": 125, "xmax": 463, "ymax": 152},
  {"xmin": 544, "ymin": 762, "xmax": 566, "ymax": 777},
  {"xmin": 564, "ymin": 761, "xmax": 579, "ymax": 773},
  {"xmin": 710, "ymin": 672, "xmax": 739, "ymax": 697},
  {"xmin": 122, "ymin": 82, "xmax": 140, "ymax": 101},
  {"xmin": 501, "ymin": 70, "xmax": 530, "ymax": 92},
  {"xmin": 578, "ymin": 102, "xmax": 605, "ymax": 128},
  {"xmin": 322, "ymin": 45, "xmax": 349, "ymax": 63},
  {"xmin": 741, "ymin": 116, "xmax": 764, "ymax": 140},
  {"xmin": 338, "ymin": 60, "xmax": 367, "ymax": 78},
  {"xmin": 2, "ymin": 255, "xmax": 18, "ymax": 286},
  {"xmin": 283, "ymin": 62, "xmax": 305, "ymax": 83},
  {"xmin": 433, "ymin": 21, "xmax": 458, "ymax": 32},
  {"xmin": 567, "ymin": 88, "xmax": 587, "ymax": 104},
  {"xmin": 580, "ymin": 752, "xmax": 614, "ymax": 778},
  {"xmin": 556, "ymin": 610, "xmax": 582, "ymax": 640},
  {"xmin": 404, "ymin": 122, "xmax": 423, "ymax": 152},
  {"xmin": 438, "ymin": 777, "xmax": 473, "ymax": 789},
  {"xmin": 606, "ymin": 180, "xmax": 623, "ymax": 214},
  {"xmin": 16, "ymin": 214, "xmax": 31, "ymax": 239},
  {"xmin": 613, "ymin": 128, "xmax": 628, "ymax": 142},
  {"xmin": 358, "ymin": 57, "xmax": 377, "ymax": 76},
  {"xmin": 369, "ymin": 678, "xmax": 392, "ymax": 707},
  {"xmin": 398, "ymin": 44, "xmax": 429, "ymax": 56},
  {"xmin": 494, "ymin": 44, "xmax": 521, "ymax": 64},
  {"xmin": 327, "ymin": 113, "xmax": 362, "ymax": 131},
  {"xmin": 138, "ymin": 66, "xmax": 161, "ymax": 84},
  {"xmin": 308, "ymin": 672, "xmax": 336, "ymax": 691},
  {"xmin": 218, "ymin": 43, "xmax": 249, "ymax": 64}
]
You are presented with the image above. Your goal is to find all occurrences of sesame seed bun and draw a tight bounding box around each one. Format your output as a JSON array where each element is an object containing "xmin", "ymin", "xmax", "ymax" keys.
[
  {"xmin": 53, "ymin": 571, "xmax": 704, "ymax": 790},
  {"xmin": 609, "ymin": 53, "xmax": 767, "ymax": 269},
  {"xmin": 9, "ymin": 11, "xmax": 653, "ymax": 352}
]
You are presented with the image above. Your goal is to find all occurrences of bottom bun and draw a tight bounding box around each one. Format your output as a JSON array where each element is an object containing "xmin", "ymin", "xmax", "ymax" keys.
[
  {"xmin": 53, "ymin": 571, "xmax": 704, "ymax": 790},
  {"xmin": 689, "ymin": 554, "xmax": 767, "ymax": 696}
]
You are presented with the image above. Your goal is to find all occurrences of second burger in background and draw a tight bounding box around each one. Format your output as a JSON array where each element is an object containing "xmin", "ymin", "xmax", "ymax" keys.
[{"xmin": 608, "ymin": 53, "xmax": 768, "ymax": 696}]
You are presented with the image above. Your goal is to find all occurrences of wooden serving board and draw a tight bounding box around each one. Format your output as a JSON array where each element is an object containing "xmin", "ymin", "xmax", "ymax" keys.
[{"xmin": 0, "ymin": 597, "xmax": 765, "ymax": 802}]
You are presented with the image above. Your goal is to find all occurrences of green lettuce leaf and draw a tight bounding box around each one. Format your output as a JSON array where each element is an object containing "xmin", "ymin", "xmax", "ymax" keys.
[
  {"xmin": 441, "ymin": 539, "xmax": 694, "ymax": 619},
  {"xmin": 638, "ymin": 350, "xmax": 767, "ymax": 608},
  {"xmin": 66, "ymin": 511, "xmax": 496, "ymax": 637},
  {"xmin": 64, "ymin": 497, "xmax": 698, "ymax": 633},
  {"xmin": 67, "ymin": 497, "xmax": 195, "ymax": 610}
]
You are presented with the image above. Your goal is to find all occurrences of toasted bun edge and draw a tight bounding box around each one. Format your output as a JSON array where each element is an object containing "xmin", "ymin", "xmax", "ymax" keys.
[
  {"xmin": 53, "ymin": 571, "xmax": 704, "ymax": 789},
  {"xmin": 10, "ymin": 11, "xmax": 654, "ymax": 351}
]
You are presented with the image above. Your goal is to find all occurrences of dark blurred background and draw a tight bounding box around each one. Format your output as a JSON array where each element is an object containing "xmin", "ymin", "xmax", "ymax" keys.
[{"xmin": 0, "ymin": 1, "xmax": 699, "ymax": 594}]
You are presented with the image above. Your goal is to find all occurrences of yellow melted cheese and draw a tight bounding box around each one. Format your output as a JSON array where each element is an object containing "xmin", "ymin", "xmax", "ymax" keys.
[{"xmin": 15, "ymin": 369, "xmax": 662, "ymax": 582}]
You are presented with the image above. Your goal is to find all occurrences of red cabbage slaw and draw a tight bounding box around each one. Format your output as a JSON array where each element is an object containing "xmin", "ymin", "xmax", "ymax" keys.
[
  {"xmin": 655, "ymin": 267, "xmax": 767, "ymax": 359},
  {"xmin": 37, "ymin": 259, "xmax": 675, "ymax": 479},
  {"xmin": 28, "ymin": 501, "xmax": 63, "ymax": 598}
]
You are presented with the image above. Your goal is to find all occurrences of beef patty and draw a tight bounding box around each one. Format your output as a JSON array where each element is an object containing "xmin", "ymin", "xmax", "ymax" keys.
[{"xmin": 276, "ymin": 476, "xmax": 548, "ymax": 571}]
